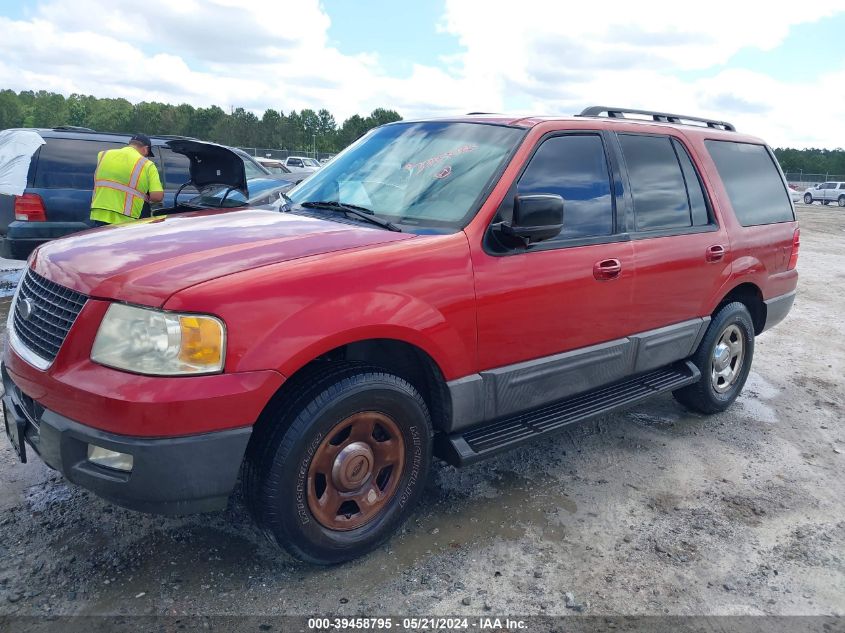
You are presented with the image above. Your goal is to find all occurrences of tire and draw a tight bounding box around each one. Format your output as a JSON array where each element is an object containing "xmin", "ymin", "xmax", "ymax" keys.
[
  {"xmin": 243, "ymin": 362, "xmax": 432, "ymax": 564},
  {"xmin": 838, "ymin": 195, "xmax": 845, "ymax": 207},
  {"xmin": 673, "ymin": 302, "xmax": 755, "ymax": 414},
  {"xmin": 803, "ymin": 193, "xmax": 813, "ymax": 204},
  {"xmin": 823, "ymin": 200, "xmax": 830, "ymax": 205}
]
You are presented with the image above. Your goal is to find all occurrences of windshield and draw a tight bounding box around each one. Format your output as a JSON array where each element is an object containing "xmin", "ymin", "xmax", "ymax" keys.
[
  {"xmin": 242, "ymin": 156, "xmax": 270, "ymax": 178},
  {"xmin": 287, "ymin": 121, "xmax": 524, "ymax": 229},
  {"xmin": 188, "ymin": 177, "xmax": 288, "ymax": 208}
]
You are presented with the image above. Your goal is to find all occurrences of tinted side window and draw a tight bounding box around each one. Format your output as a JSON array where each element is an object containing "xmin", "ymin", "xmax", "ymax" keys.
[
  {"xmin": 516, "ymin": 134, "xmax": 613, "ymax": 240},
  {"xmin": 840, "ymin": 184, "xmax": 845, "ymax": 190},
  {"xmin": 34, "ymin": 138, "xmax": 124, "ymax": 189},
  {"xmin": 705, "ymin": 141, "xmax": 794, "ymax": 226},
  {"xmin": 672, "ymin": 139, "xmax": 711, "ymax": 226},
  {"xmin": 160, "ymin": 148, "xmax": 191, "ymax": 188},
  {"xmin": 618, "ymin": 134, "xmax": 691, "ymax": 231}
]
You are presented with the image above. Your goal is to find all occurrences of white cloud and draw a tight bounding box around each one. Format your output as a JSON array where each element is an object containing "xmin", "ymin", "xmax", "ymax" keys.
[
  {"xmin": 1, "ymin": 0, "xmax": 844, "ymax": 146},
  {"xmin": 439, "ymin": 0, "xmax": 845, "ymax": 147},
  {"xmin": 0, "ymin": 0, "xmax": 485, "ymax": 121}
]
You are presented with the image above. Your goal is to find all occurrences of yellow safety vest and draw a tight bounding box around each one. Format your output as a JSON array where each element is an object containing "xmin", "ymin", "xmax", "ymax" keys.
[{"xmin": 90, "ymin": 146, "xmax": 163, "ymax": 225}]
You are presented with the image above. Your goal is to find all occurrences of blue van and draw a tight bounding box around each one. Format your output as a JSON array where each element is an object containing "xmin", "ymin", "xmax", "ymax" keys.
[{"xmin": 0, "ymin": 128, "xmax": 272, "ymax": 259}]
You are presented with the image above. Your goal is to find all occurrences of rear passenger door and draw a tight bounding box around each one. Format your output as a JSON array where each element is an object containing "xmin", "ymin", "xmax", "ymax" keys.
[{"xmin": 616, "ymin": 133, "xmax": 732, "ymax": 349}]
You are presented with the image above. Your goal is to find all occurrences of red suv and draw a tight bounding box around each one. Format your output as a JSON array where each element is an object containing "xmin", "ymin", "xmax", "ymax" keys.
[{"xmin": 2, "ymin": 107, "xmax": 798, "ymax": 564}]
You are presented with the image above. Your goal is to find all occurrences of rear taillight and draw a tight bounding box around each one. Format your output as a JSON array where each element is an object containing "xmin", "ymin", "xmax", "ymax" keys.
[
  {"xmin": 14, "ymin": 193, "xmax": 47, "ymax": 222},
  {"xmin": 787, "ymin": 228, "xmax": 800, "ymax": 270}
]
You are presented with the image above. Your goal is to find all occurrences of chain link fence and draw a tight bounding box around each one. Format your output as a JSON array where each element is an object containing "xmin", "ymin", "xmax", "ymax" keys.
[
  {"xmin": 784, "ymin": 172, "xmax": 845, "ymax": 188},
  {"xmin": 238, "ymin": 147, "xmax": 336, "ymax": 162}
]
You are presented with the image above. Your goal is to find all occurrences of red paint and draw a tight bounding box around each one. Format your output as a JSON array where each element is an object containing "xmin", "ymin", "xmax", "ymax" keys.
[{"xmin": 5, "ymin": 115, "xmax": 798, "ymax": 438}]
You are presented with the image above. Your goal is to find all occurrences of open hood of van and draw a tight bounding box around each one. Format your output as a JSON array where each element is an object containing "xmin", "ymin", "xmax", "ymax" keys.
[{"xmin": 165, "ymin": 139, "xmax": 247, "ymax": 195}]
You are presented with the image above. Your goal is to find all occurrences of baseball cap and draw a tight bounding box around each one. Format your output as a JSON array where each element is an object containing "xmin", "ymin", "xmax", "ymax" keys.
[{"xmin": 129, "ymin": 133, "xmax": 154, "ymax": 157}]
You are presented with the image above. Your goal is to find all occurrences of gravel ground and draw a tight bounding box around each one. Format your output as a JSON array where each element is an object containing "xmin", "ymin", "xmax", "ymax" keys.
[{"xmin": 0, "ymin": 205, "xmax": 842, "ymax": 623}]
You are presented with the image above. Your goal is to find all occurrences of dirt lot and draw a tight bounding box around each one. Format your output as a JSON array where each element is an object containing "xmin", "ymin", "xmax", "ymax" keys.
[{"xmin": 0, "ymin": 205, "xmax": 842, "ymax": 624}]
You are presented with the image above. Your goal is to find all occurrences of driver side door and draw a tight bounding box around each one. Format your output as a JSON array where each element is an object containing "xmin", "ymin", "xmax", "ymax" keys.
[{"xmin": 470, "ymin": 132, "xmax": 635, "ymax": 420}]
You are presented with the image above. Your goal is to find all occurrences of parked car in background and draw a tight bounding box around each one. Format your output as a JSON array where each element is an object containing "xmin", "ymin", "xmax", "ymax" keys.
[
  {"xmin": 255, "ymin": 157, "xmax": 308, "ymax": 184},
  {"xmin": 283, "ymin": 155, "xmax": 320, "ymax": 173},
  {"xmin": 2, "ymin": 107, "xmax": 798, "ymax": 564},
  {"xmin": 0, "ymin": 129, "xmax": 281, "ymax": 259},
  {"xmin": 787, "ymin": 184, "xmax": 803, "ymax": 203},
  {"xmin": 255, "ymin": 157, "xmax": 291, "ymax": 174},
  {"xmin": 803, "ymin": 181, "xmax": 845, "ymax": 206}
]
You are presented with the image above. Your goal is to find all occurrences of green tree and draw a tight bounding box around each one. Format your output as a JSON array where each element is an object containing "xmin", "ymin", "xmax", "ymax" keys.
[
  {"xmin": 0, "ymin": 89, "xmax": 23, "ymax": 129},
  {"xmin": 366, "ymin": 107, "xmax": 402, "ymax": 128},
  {"xmin": 31, "ymin": 91, "xmax": 68, "ymax": 128},
  {"xmin": 67, "ymin": 94, "xmax": 91, "ymax": 127}
]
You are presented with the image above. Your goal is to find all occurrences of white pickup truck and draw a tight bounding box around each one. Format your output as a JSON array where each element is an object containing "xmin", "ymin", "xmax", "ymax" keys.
[
  {"xmin": 284, "ymin": 156, "xmax": 321, "ymax": 174},
  {"xmin": 804, "ymin": 181, "xmax": 845, "ymax": 206}
]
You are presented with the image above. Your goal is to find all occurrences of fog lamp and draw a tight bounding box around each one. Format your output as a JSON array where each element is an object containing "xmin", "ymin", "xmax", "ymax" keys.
[{"xmin": 87, "ymin": 444, "xmax": 134, "ymax": 472}]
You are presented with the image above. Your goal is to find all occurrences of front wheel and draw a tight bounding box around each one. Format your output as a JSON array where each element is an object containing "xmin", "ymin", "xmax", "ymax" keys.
[
  {"xmin": 803, "ymin": 193, "xmax": 813, "ymax": 204},
  {"xmin": 244, "ymin": 364, "xmax": 432, "ymax": 564},
  {"xmin": 673, "ymin": 302, "xmax": 755, "ymax": 414},
  {"xmin": 838, "ymin": 195, "xmax": 845, "ymax": 207}
]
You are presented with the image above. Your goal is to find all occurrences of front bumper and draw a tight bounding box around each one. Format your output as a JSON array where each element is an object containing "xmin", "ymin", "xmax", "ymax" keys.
[{"xmin": 2, "ymin": 365, "xmax": 252, "ymax": 514}]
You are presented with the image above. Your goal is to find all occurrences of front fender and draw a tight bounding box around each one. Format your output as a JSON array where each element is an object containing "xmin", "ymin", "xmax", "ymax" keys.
[{"xmin": 239, "ymin": 290, "xmax": 472, "ymax": 380}]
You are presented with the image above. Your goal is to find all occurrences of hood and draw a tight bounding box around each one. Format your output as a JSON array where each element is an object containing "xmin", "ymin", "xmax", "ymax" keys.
[
  {"xmin": 166, "ymin": 139, "xmax": 247, "ymax": 194},
  {"xmin": 32, "ymin": 210, "xmax": 413, "ymax": 306}
]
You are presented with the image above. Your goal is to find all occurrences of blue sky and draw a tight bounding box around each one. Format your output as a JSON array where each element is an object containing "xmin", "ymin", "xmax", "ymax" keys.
[
  {"xmin": 323, "ymin": 0, "xmax": 461, "ymax": 77},
  {"xmin": 0, "ymin": 0, "xmax": 843, "ymax": 147}
]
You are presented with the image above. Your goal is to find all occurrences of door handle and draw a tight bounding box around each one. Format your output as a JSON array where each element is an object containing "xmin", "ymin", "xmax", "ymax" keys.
[
  {"xmin": 593, "ymin": 258, "xmax": 622, "ymax": 280},
  {"xmin": 706, "ymin": 245, "xmax": 726, "ymax": 262}
]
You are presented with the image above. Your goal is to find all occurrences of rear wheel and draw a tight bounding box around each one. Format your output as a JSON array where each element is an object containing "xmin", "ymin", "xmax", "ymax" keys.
[
  {"xmin": 838, "ymin": 195, "xmax": 845, "ymax": 207},
  {"xmin": 803, "ymin": 193, "xmax": 813, "ymax": 204},
  {"xmin": 673, "ymin": 302, "xmax": 754, "ymax": 414},
  {"xmin": 244, "ymin": 363, "xmax": 432, "ymax": 564}
]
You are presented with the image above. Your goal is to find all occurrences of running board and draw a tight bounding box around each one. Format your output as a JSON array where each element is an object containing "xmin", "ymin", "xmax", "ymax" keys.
[{"xmin": 435, "ymin": 361, "xmax": 700, "ymax": 466}]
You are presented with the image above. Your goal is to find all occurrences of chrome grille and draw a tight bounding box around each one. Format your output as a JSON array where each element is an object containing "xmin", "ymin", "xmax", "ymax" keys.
[{"xmin": 12, "ymin": 269, "xmax": 87, "ymax": 364}]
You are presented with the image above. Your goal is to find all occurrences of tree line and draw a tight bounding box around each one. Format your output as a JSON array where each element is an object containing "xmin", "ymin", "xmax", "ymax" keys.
[
  {"xmin": 2, "ymin": 89, "xmax": 843, "ymax": 172},
  {"xmin": 772, "ymin": 147, "xmax": 845, "ymax": 177},
  {"xmin": 0, "ymin": 89, "xmax": 402, "ymax": 153}
]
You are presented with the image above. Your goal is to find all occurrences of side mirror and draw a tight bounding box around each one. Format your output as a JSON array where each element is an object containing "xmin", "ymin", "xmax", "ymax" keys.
[{"xmin": 495, "ymin": 194, "xmax": 564, "ymax": 246}]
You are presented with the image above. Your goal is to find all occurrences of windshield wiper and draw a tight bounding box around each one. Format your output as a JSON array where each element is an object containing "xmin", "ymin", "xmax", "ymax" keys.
[{"xmin": 299, "ymin": 201, "xmax": 401, "ymax": 232}]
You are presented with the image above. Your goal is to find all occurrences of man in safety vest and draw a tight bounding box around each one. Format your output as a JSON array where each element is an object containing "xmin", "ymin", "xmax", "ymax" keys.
[{"xmin": 90, "ymin": 134, "xmax": 164, "ymax": 226}]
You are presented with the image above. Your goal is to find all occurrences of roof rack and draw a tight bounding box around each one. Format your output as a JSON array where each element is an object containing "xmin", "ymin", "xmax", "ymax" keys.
[
  {"xmin": 52, "ymin": 125, "xmax": 95, "ymax": 132},
  {"xmin": 577, "ymin": 106, "xmax": 736, "ymax": 132},
  {"xmin": 466, "ymin": 112, "xmax": 497, "ymax": 115}
]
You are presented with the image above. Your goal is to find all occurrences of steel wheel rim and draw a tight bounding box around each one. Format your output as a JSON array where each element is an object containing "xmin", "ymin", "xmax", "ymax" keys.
[
  {"xmin": 307, "ymin": 411, "xmax": 406, "ymax": 531},
  {"xmin": 711, "ymin": 324, "xmax": 744, "ymax": 394}
]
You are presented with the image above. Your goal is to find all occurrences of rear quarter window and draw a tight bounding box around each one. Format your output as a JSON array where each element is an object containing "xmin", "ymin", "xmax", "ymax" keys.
[
  {"xmin": 705, "ymin": 140, "xmax": 794, "ymax": 226},
  {"xmin": 159, "ymin": 148, "xmax": 191, "ymax": 189},
  {"xmin": 34, "ymin": 138, "xmax": 124, "ymax": 189}
]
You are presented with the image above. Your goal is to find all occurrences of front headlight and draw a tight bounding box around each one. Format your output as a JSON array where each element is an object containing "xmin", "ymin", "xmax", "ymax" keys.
[{"xmin": 91, "ymin": 304, "xmax": 226, "ymax": 375}]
